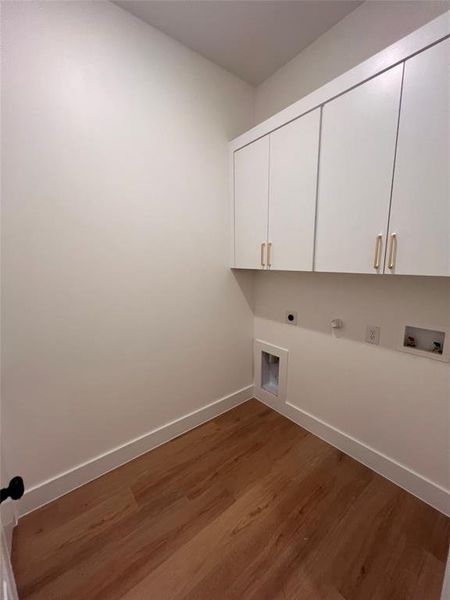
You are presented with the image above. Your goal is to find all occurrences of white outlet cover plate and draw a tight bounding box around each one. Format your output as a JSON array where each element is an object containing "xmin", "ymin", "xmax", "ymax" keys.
[{"xmin": 366, "ymin": 325, "xmax": 381, "ymax": 345}]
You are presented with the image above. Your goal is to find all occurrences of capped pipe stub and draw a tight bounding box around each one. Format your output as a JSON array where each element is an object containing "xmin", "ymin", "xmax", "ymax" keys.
[{"xmin": 330, "ymin": 319, "xmax": 343, "ymax": 329}]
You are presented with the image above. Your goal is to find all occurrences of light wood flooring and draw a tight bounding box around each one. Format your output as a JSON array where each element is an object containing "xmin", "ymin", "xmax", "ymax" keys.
[{"xmin": 12, "ymin": 399, "xmax": 449, "ymax": 599}]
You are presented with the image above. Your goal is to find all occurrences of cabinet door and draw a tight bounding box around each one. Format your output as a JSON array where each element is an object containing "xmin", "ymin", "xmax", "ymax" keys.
[
  {"xmin": 268, "ymin": 109, "xmax": 320, "ymax": 271},
  {"xmin": 234, "ymin": 137, "xmax": 269, "ymax": 269},
  {"xmin": 387, "ymin": 39, "xmax": 449, "ymax": 276},
  {"xmin": 315, "ymin": 65, "xmax": 403, "ymax": 274}
]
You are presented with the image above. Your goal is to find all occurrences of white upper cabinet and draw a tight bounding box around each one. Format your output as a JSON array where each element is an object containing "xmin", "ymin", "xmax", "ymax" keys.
[
  {"xmin": 315, "ymin": 65, "xmax": 403, "ymax": 274},
  {"xmin": 231, "ymin": 15, "xmax": 449, "ymax": 276},
  {"xmin": 233, "ymin": 110, "xmax": 320, "ymax": 270},
  {"xmin": 234, "ymin": 137, "xmax": 269, "ymax": 269},
  {"xmin": 386, "ymin": 39, "xmax": 449, "ymax": 277},
  {"xmin": 268, "ymin": 109, "xmax": 321, "ymax": 271}
]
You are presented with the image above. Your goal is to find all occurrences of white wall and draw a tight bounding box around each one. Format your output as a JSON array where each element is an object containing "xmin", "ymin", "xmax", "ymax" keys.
[
  {"xmin": 255, "ymin": 0, "xmax": 448, "ymax": 122},
  {"xmin": 2, "ymin": 0, "xmax": 448, "ymax": 519},
  {"xmin": 254, "ymin": 273, "xmax": 450, "ymax": 491},
  {"xmin": 1, "ymin": 1, "xmax": 254, "ymax": 493},
  {"xmin": 252, "ymin": 1, "xmax": 450, "ymax": 507}
]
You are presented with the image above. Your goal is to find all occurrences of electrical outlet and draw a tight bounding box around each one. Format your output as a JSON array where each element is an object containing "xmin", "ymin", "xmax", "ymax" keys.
[
  {"xmin": 366, "ymin": 325, "xmax": 380, "ymax": 345},
  {"xmin": 285, "ymin": 311, "xmax": 298, "ymax": 326}
]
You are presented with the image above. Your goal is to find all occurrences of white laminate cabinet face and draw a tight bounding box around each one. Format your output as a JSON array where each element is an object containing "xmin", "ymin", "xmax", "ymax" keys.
[
  {"xmin": 315, "ymin": 65, "xmax": 403, "ymax": 274},
  {"xmin": 234, "ymin": 137, "xmax": 270, "ymax": 269},
  {"xmin": 387, "ymin": 39, "xmax": 449, "ymax": 277},
  {"xmin": 268, "ymin": 109, "xmax": 321, "ymax": 271}
]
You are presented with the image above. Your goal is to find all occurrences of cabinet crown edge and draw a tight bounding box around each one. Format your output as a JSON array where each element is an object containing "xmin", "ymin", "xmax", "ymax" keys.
[{"xmin": 229, "ymin": 11, "xmax": 449, "ymax": 153}]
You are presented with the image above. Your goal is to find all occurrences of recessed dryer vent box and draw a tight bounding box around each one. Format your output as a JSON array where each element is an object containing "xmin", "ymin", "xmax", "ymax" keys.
[
  {"xmin": 261, "ymin": 351, "xmax": 280, "ymax": 396},
  {"xmin": 254, "ymin": 340, "xmax": 288, "ymax": 405},
  {"xmin": 402, "ymin": 325, "xmax": 446, "ymax": 361}
]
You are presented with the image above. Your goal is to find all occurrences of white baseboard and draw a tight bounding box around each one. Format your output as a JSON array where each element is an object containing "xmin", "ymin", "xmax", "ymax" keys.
[
  {"xmin": 19, "ymin": 385, "xmax": 253, "ymax": 517},
  {"xmin": 254, "ymin": 387, "xmax": 450, "ymax": 517},
  {"xmin": 17, "ymin": 383, "xmax": 450, "ymax": 519}
]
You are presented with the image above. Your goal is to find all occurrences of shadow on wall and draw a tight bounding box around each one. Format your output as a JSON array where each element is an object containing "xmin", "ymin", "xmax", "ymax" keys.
[
  {"xmin": 253, "ymin": 270, "xmax": 450, "ymax": 358},
  {"xmin": 231, "ymin": 269, "xmax": 255, "ymax": 313}
]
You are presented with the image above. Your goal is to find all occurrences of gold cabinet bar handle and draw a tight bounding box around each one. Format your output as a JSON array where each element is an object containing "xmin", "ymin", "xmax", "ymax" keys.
[
  {"xmin": 373, "ymin": 234, "xmax": 382, "ymax": 270},
  {"xmin": 260, "ymin": 242, "xmax": 266, "ymax": 267},
  {"xmin": 267, "ymin": 242, "xmax": 272, "ymax": 268},
  {"xmin": 388, "ymin": 233, "xmax": 397, "ymax": 270}
]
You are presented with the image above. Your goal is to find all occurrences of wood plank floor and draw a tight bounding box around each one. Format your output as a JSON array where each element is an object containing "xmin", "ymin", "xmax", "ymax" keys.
[{"xmin": 13, "ymin": 400, "xmax": 449, "ymax": 599}]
